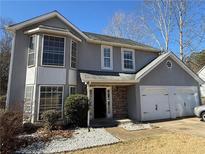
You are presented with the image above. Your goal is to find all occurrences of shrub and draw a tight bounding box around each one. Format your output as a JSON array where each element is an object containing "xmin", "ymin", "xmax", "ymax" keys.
[
  {"xmin": 23, "ymin": 122, "xmax": 38, "ymax": 134},
  {"xmin": 41, "ymin": 110, "xmax": 60, "ymax": 130},
  {"xmin": 64, "ymin": 94, "xmax": 89, "ymax": 127},
  {"xmin": 0, "ymin": 111, "xmax": 23, "ymax": 153}
]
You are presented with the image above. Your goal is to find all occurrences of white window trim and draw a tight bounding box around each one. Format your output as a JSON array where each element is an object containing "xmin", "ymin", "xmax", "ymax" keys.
[
  {"xmin": 41, "ymin": 34, "xmax": 66, "ymax": 68},
  {"xmin": 69, "ymin": 85, "xmax": 77, "ymax": 95},
  {"xmin": 27, "ymin": 35, "xmax": 36, "ymax": 68},
  {"xmin": 37, "ymin": 85, "xmax": 64, "ymax": 121},
  {"xmin": 70, "ymin": 39, "xmax": 77, "ymax": 70},
  {"xmin": 121, "ymin": 48, "xmax": 135, "ymax": 71},
  {"xmin": 101, "ymin": 45, "xmax": 113, "ymax": 70}
]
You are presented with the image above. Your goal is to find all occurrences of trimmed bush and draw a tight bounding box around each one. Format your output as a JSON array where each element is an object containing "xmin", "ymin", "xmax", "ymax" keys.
[
  {"xmin": 41, "ymin": 110, "xmax": 60, "ymax": 130},
  {"xmin": 64, "ymin": 94, "xmax": 89, "ymax": 127},
  {"xmin": 23, "ymin": 122, "xmax": 38, "ymax": 134}
]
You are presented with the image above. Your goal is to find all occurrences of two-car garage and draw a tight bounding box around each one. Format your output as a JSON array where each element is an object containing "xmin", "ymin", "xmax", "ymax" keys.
[
  {"xmin": 140, "ymin": 86, "xmax": 200, "ymax": 121},
  {"xmin": 132, "ymin": 52, "xmax": 204, "ymax": 122}
]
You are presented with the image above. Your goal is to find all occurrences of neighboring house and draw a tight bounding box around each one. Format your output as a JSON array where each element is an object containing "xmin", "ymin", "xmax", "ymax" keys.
[
  {"xmin": 6, "ymin": 11, "xmax": 204, "ymax": 123},
  {"xmin": 198, "ymin": 66, "xmax": 205, "ymax": 104}
]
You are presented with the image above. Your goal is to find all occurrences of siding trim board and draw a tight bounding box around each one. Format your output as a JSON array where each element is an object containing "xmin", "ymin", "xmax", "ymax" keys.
[
  {"xmin": 6, "ymin": 32, "xmax": 16, "ymax": 109},
  {"xmin": 24, "ymin": 25, "xmax": 82, "ymax": 42}
]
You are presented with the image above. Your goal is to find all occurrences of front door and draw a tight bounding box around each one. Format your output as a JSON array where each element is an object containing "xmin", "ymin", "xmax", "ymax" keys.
[{"xmin": 94, "ymin": 88, "xmax": 106, "ymax": 118}]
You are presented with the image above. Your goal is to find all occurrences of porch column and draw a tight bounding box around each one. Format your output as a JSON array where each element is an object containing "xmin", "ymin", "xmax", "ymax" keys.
[{"xmin": 86, "ymin": 82, "xmax": 90, "ymax": 132}]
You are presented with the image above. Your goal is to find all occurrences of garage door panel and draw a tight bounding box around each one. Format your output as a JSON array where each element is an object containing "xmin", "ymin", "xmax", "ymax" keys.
[
  {"xmin": 175, "ymin": 87, "xmax": 199, "ymax": 117},
  {"xmin": 141, "ymin": 87, "xmax": 171, "ymax": 121},
  {"xmin": 140, "ymin": 86, "xmax": 199, "ymax": 121}
]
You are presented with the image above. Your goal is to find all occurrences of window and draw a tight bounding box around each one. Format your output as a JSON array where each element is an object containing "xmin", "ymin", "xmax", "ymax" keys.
[
  {"xmin": 42, "ymin": 35, "xmax": 65, "ymax": 66},
  {"xmin": 24, "ymin": 86, "xmax": 34, "ymax": 113},
  {"xmin": 70, "ymin": 40, "xmax": 77, "ymax": 69},
  {"xmin": 101, "ymin": 46, "xmax": 113, "ymax": 70},
  {"xmin": 69, "ymin": 86, "xmax": 76, "ymax": 95},
  {"xmin": 121, "ymin": 48, "xmax": 135, "ymax": 71},
  {"xmin": 39, "ymin": 86, "xmax": 63, "ymax": 120},
  {"xmin": 28, "ymin": 36, "xmax": 36, "ymax": 67}
]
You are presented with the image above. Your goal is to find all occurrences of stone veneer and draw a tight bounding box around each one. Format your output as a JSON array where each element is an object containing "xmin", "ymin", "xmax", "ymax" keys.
[{"xmin": 112, "ymin": 86, "xmax": 128, "ymax": 119}]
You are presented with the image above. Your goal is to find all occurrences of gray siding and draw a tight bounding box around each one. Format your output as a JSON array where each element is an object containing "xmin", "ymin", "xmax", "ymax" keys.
[
  {"xmin": 6, "ymin": 29, "xmax": 28, "ymax": 110},
  {"xmin": 127, "ymin": 85, "xmax": 137, "ymax": 119},
  {"xmin": 39, "ymin": 17, "xmax": 68, "ymax": 29},
  {"xmin": 78, "ymin": 42, "xmax": 158, "ymax": 73},
  {"xmin": 135, "ymin": 84, "xmax": 141, "ymax": 121},
  {"xmin": 135, "ymin": 51, "xmax": 157, "ymax": 71},
  {"xmin": 140, "ymin": 57, "xmax": 199, "ymax": 86},
  {"xmin": 127, "ymin": 84, "xmax": 141, "ymax": 121}
]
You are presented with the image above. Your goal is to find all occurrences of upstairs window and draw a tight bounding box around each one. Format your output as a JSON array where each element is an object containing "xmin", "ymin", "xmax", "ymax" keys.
[
  {"xmin": 42, "ymin": 35, "xmax": 65, "ymax": 66},
  {"xmin": 121, "ymin": 49, "xmax": 135, "ymax": 71},
  {"xmin": 101, "ymin": 45, "xmax": 113, "ymax": 70},
  {"xmin": 28, "ymin": 36, "xmax": 36, "ymax": 67},
  {"xmin": 70, "ymin": 40, "xmax": 77, "ymax": 69}
]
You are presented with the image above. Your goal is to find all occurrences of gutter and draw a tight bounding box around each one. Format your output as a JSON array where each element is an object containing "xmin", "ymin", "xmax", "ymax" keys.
[{"xmin": 86, "ymin": 38, "xmax": 160, "ymax": 53}]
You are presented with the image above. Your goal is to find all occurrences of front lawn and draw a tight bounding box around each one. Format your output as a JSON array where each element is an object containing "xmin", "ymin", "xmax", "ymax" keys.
[{"xmin": 70, "ymin": 132, "xmax": 205, "ymax": 154}]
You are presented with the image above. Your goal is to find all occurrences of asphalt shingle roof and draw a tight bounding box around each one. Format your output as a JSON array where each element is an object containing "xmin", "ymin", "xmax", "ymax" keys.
[{"xmin": 83, "ymin": 31, "xmax": 159, "ymax": 51}]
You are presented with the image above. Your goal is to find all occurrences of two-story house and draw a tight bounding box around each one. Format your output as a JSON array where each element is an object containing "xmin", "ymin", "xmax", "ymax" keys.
[{"xmin": 6, "ymin": 11, "xmax": 204, "ymax": 123}]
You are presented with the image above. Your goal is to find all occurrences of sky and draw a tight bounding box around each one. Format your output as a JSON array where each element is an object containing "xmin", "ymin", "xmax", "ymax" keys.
[
  {"xmin": 0, "ymin": 0, "xmax": 205, "ymax": 56},
  {"xmin": 0, "ymin": 0, "xmax": 140, "ymax": 33}
]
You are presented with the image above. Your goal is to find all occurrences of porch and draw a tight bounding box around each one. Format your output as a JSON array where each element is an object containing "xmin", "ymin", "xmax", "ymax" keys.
[{"xmin": 80, "ymin": 72, "xmax": 138, "ymax": 123}]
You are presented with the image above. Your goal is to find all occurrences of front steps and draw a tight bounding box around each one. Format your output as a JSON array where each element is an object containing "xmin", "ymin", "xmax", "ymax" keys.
[{"xmin": 90, "ymin": 118, "xmax": 134, "ymax": 128}]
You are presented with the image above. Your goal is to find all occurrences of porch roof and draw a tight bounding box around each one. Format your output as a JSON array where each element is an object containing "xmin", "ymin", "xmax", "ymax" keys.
[{"xmin": 80, "ymin": 72, "xmax": 137, "ymax": 85}]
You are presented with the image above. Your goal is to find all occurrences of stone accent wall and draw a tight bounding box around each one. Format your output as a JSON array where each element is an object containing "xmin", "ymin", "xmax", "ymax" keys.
[{"xmin": 112, "ymin": 86, "xmax": 128, "ymax": 119}]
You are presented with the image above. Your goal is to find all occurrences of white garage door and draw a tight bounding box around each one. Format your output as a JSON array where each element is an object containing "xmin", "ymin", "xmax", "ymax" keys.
[
  {"xmin": 140, "ymin": 86, "xmax": 199, "ymax": 121},
  {"xmin": 140, "ymin": 87, "xmax": 171, "ymax": 121},
  {"xmin": 175, "ymin": 87, "xmax": 199, "ymax": 117}
]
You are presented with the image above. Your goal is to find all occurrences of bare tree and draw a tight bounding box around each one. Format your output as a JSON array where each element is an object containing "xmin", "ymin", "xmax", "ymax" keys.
[
  {"xmin": 173, "ymin": 0, "xmax": 205, "ymax": 60},
  {"xmin": 0, "ymin": 17, "xmax": 13, "ymax": 96},
  {"xmin": 104, "ymin": 0, "xmax": 205, "ymax": 60},
  {"xmin": 103, "ymin": 0, "xmax": 174, "ymax": 50},
  {"xmin": 140, "ymin": 0, "xmax": 174, "ymax": 50},
  {"xmin": 103, "ymin": 11, "xmax": 144, "ymax": 42}
]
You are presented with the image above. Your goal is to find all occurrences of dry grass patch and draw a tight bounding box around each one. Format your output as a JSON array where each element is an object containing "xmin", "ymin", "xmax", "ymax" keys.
[{"xmin": 69, "ymin": 132, "xmax": 205, "ymax": 154}]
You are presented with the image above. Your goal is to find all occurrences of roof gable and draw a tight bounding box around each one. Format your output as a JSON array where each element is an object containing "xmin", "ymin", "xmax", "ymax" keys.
[
  {"xmin": 135, "ymin": 52, "xmax": 204, "ymax": 84},
  {"xmin": 7, "ymin": 10, "xmax": 159, "ymax": 52},
  {"xmin": 7, "ymin": 11, "xmax": 88, "ymax": 39}
]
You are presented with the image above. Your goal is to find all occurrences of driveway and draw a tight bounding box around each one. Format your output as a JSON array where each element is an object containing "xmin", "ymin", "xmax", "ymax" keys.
[
  {"xmin": 106, "ymin": 117, "xmax": 205, "ymax": 141},
  {"xmin": 153, "ymin": 117, "xmax": 205, "ymax": 138}
]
